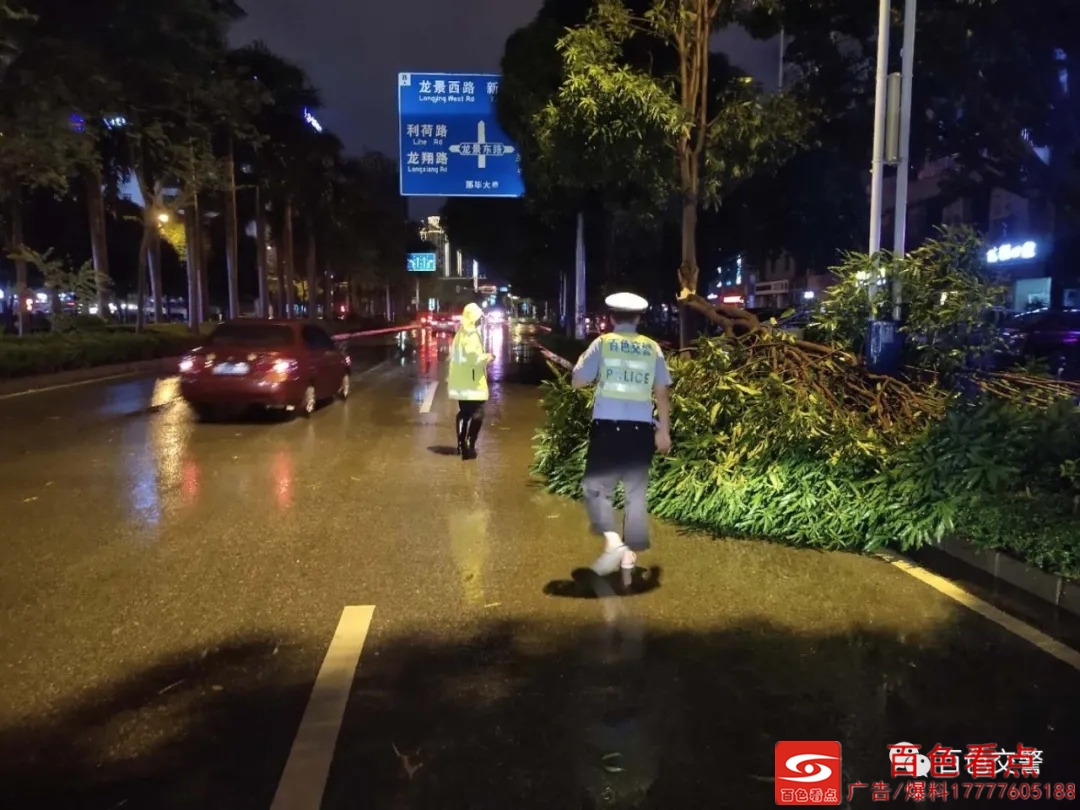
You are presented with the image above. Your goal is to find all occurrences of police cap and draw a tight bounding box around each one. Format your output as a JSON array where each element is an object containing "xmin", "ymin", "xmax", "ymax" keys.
[{"xmin": 604, "ymin": 292, "xmax": 649, "ymax": 313}]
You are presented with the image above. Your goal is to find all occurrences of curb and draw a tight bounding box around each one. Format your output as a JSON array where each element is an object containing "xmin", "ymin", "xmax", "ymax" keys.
[
  {"xmin": 0, "ymin": 357, "xmax": 179, "ymax": 398},
  {"xmin": 535, "ymin": 342, "xmax": 1080, "ymax": 618},
  {"xmin": 933, "ymin": 537, "xmax": 1080, "ymax": 619}
]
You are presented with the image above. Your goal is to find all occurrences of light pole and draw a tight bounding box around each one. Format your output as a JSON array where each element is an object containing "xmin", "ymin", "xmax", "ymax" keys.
[
  {"xmin": 778, "ymin": 26, "xmax": 785, "ymax": 91},
  {"xmin": 574, "ymin": 211, "xmax": 586, "ymax": 340},
  {"xmin": 892, "ymin": 0, "xmax": 918, "ymax": 319},
  {"xmin": 866, "ymin": 0, "xmax": 898, "ymax": 374},
  {"xmin": 867, "ymin": 0, "xmax": 892, "ymax": 258}
]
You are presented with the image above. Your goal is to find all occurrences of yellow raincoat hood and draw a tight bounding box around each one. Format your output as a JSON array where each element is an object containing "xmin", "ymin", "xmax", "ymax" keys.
[{"xmin": 461, "ymin": 303, "xmax": 484, "ymax": 331}]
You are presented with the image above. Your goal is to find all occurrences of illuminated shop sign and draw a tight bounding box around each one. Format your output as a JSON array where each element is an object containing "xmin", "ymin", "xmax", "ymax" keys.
[{"xmin": 986, "ymin": 241, "xmax": 1037, "ymax": 264}]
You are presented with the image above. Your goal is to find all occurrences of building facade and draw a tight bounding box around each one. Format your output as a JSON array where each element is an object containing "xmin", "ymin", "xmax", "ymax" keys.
[{"xmin": 880, "ymin": 158, "xmax": 1069, "ymax": 313}]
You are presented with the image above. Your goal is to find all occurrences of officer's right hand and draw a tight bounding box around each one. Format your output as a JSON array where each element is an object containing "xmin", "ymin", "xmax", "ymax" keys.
[{"xmin": 655, "ymin": 427, "xmax": 672, "ymax": 455}]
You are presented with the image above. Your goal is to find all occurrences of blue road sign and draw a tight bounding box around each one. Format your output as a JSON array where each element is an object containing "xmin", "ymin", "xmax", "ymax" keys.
[
  {"xmin": 398, "ymin": 72, "xmax": 525, "ymax": 198},
  {"xmin": 407, "ymin": 252, "xmax": 437, "ymax": 272}
]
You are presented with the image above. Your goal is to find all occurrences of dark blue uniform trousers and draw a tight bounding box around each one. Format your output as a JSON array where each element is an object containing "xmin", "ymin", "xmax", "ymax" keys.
[{"xmin": 581, "ymin": 419, "xmax": 655, "ymax": 552}]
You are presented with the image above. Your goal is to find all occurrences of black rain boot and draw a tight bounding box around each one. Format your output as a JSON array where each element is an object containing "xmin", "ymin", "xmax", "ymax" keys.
[
  {"xmin": 465, "ymin": 417, "xmax": 482, "ymax": 460},
  {"xmin": 456, "ymin": 414, "xmax": 468, "ymax": 456}
]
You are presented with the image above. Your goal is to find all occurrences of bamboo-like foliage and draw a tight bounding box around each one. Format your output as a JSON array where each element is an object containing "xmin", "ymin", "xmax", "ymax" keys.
[{"xmin": 533, "ymin": 230, "xmax": 1080, "ymax": 579}]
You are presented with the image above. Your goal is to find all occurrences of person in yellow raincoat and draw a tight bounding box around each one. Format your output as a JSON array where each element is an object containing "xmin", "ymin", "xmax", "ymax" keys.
[{"xmin": 448, "ymin": 303, "xmax": 494, "ymax": 460}]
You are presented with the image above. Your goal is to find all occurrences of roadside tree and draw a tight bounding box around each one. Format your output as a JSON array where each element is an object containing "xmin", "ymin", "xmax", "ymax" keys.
[{"xmin": 535, "ymin": 0, "xmax": 807, "ymax": 345}]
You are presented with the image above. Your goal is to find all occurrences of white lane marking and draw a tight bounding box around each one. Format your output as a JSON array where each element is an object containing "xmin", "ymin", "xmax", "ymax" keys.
[
  {"xmin": 419, "ymin": 381, "xmax": 439, "ymax": 413},
  {"xmin": 0, "ymin": 370, "xmax": 156, "ymax": 400},
  {"xmin": 269, "ymin": 605, "xmax": 376, "ymax": 810},
  {"xmin": 354, "ymin": 358, "xmax": 392, "ymax": 379},
  {"xmin": 879, "ymin": 552, "xmax": 1080, "ymax": 671}
]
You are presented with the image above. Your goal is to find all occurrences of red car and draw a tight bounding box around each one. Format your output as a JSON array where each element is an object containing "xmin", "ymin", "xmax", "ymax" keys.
[
  {"xmin": 178, "ymin": 320, "xmax": 351, "ymax": 420},
  {"xmin": 419, "ymin": 310, "xmax": 461, "ymax": 333}
]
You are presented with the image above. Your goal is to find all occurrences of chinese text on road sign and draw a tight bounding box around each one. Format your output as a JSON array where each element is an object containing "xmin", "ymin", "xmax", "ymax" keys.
[
  {"xmin": 406, "ymin": 253, "xmax": 437, "ymax": 272},
  {"xmin": 398, "ymin": 72, "xmax": 525, "ymax": 198}
]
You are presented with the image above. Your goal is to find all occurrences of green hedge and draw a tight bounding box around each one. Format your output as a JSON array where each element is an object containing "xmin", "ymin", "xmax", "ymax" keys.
[
  {"xmin": 0, "ymin": 329, "xmax": 199, "ymax": 380},
  {"xmin": 532, "ymin": 333, "xmax": 1080, "ymax": 581}
]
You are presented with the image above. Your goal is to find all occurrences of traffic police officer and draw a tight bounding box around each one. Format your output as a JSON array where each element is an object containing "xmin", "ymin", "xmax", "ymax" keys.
[
  {"xmin": 572, "ymin": 292, "xmax": 672, "ymax": 575},
  {"xmin": 448, "ymin": 303, "xmax": 495, "ymax": 460}
]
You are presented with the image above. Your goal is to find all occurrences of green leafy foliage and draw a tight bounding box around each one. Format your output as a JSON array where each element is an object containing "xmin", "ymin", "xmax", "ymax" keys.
[
  {"xmin": 884, "ymin": 399, "xmax": 1080, "ymax": 577},
  {"xmin": 536, "ymin": 329, "xmax": 938, "ymax": 546},
  {"xmin": 531, "ymin": 0, "xmax": 809, "ymax": 308},
  {"xmin": 533, "ymin": 329, "xmax": 1080, "ymax": 580},
  {"xmin": 813, "ymin": 227, "xmax": 1008, "ymax": 373},
  {"xmin": 8, "ymin": 245, "xmax": 110, "ymax": 331}
]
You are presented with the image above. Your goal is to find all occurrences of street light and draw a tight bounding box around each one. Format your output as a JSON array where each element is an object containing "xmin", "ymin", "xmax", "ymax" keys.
[
  {"xmin": 866, "ymin": 0, "xmax": 918, "ymax": 376},
  {"xmin": 867, "ymin": 0, "xmax": 892, "ymax": 257},
  {"xmin": 157, "ymin": 212, "xmax": 169, "ymax": 224}
]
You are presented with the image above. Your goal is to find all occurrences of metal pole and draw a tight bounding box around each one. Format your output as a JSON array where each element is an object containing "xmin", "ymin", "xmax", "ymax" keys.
[
  {"xmin": 868, "ymin": 0, "xmax": 891, "ymax": 257},
  {"xmin": 565, "ymin": 272, "xmax": 569, "ymax": 328},
  {"xmin": 574, "ymin": 211, "xmax": 586, "ymax": 340},
  {"xmin": 892, "ymin": 0, "xmax": 917, "ymax": 319},
  {"xmin": 778, "ymin": 26, "xmax": 785, "ymax": 90},
  {"xmin": 558, "ymin": 272, "xmax": 565, "ymax": 329}
]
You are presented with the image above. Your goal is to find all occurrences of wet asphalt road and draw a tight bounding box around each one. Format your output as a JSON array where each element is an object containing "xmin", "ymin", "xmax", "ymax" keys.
[{"xmin": 1, "ymin": 326, "xmax": 1079, "ymax": 809}]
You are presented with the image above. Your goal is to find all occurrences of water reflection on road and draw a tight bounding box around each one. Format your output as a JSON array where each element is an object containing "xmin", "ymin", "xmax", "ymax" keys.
[{"xmin": 3, "ymin": 326, "xmax": 550, "ymax": 545}]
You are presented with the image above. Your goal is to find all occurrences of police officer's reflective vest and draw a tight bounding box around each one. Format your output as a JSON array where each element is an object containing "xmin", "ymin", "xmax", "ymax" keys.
[
  {"xmin": 448, "ymin": 329, "xmax": 489, "ymax": 401},
  {"xmin": 597, "ymin": 332, "xmax": 657, "ymax": 402}
]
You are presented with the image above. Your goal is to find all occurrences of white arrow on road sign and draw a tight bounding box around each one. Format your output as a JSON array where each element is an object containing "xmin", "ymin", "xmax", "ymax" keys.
[{"xmin": 449, "ymin": 121, "xmax": 515, "ymax": 169}]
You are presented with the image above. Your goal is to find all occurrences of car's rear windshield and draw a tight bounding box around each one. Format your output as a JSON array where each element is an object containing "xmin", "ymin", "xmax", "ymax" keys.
[{"xmin": 206, "ymin": 324, "xmax": 295, "ymax": 347}]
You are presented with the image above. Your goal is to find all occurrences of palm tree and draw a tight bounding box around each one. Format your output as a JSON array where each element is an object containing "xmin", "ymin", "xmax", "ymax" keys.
[
  {"xmin": 231, "ymin": 42, "xmax": 322, "ymax": 319},
  {"xmin": 296, "ymin": 130, "xmax": 344, "ymax": 319},
  {"xmin": 321, "ymin": 152, "xmax": 409, "ymax": 319}
]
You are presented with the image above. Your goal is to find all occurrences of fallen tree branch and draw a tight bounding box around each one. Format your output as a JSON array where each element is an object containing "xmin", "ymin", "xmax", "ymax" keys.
[{"xmin": 677, "ymin": 289, "xmax": 762, "ymax": 338}]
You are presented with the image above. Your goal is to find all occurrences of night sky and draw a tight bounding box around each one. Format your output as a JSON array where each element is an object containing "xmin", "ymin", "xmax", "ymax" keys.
[{"xmin": 231, "ymin": 0, "xmax": 780, "ymax": 215}]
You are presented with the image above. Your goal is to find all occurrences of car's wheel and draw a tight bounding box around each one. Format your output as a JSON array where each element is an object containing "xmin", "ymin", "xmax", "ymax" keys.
[
  {"xmin": 300, "ymin": 384, "xmax": 317, "ymax": 417},
  {"xmin": 192, "ymin": 404, "xmax": 217, "ymax": 422},
  {"xmin": 338, "ymin": 373, "xmax": 351, "ymax": 400}
]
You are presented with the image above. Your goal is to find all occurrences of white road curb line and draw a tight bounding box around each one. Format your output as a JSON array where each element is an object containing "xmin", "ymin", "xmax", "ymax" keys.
[{"xmin": 878, "ymin": 551, "xmax": 1080, "ymax": 670}]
